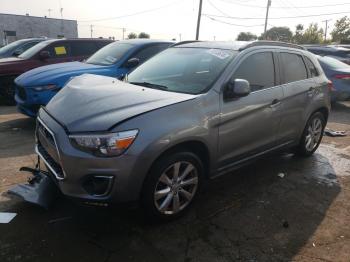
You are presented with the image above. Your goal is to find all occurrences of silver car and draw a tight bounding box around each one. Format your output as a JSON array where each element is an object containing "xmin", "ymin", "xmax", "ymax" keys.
[{"xmin": 36, "ymin": 41, "xmax": 331, "ymax": 220}]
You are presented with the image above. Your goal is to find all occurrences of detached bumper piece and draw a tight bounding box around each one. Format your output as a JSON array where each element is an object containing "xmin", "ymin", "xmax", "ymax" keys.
[{"xmin": 8, "ymin": 167, "xmax": 60, "ymax": 209}]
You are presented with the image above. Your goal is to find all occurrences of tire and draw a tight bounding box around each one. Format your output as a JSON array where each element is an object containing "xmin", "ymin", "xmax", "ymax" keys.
[
  {"xmin": 0, "ymin": 76, "xmax": 17, "ymax": 105},
  {"xmin": 296, "ymin": 112, "xmax": 326, "ymax": 157},
  {"xmin": 141, "ymin": 151, "xmax": 203, "ymax": 222}
]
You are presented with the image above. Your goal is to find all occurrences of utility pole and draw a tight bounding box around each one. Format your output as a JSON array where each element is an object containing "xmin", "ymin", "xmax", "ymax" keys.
[
  {"xmin": 122, "ymin": 28, "xmax": 126, "ymax": 40},
  {"xmin": 47, "ymin": 9, "xmax": 52, "ymax": 17},
  {"xmin": 322, "ymin": 19, "xmax": 331, "ymax": 41},
  {"xmin": 263, "ymin": 0, "xmax": 271, "ymax": 39},
  {"xmin": 90, "ymin": 25, "xmax": 93, "ymax": 38},
  {"xmin": 195, "ymin": 0, "xmax": 203, "ymax": 40},
  {"xmin": 179, "ymin": 33, "xmax": 182, "ymax": 41}
]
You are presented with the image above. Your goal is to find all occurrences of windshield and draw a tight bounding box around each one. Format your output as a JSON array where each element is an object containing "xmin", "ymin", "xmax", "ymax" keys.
[
  {"xmin": 319, "ymin": 56, "xmax": 349, "ymax": 69},
  {"xmin": 18, "ymin": 41, "xmax": 49, "ymax": 59},
  {"xmin": 0, "ymin": 40, "xmax": 27, "ymax": 55},
  {"xmin": 86, "ymin": 43, "xmax": 133, "ymax": 65},
  {"xmin": 127, "ymin": 47, "xmax": 236, "ymax": 94}
]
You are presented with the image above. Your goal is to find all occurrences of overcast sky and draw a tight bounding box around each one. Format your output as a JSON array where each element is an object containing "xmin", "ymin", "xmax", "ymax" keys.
[{"xmin": 1, "ymin": 0, "xmax": 349, "ymax": 41}]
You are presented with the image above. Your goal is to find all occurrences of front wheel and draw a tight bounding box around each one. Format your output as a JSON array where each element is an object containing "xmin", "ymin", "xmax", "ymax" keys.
[
  {"xmin": 296, "ymin": 112, "xmax": 326, "ymax": 157},
  {"xmin": 141, "ymin": 151, "xmax": 203, "ymax": 222}
]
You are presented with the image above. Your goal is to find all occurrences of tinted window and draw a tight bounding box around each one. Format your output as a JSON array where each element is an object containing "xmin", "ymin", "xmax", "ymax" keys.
[
  {"xmin": 232, "ymin": 52, "xmax": 275, "ymax": 92},
  {"xmin": 281, "ymin": 53, "xmax": 307, "ymax": 83},
  {"xmin": 318, "ymin": 56, "xmax": 350, "ymax": 69},
  {"xmin": 18, "ymin": 41, "xmax": 51, "ymax": 59},
  {"xmin": 70, "ymin": 41, "xmax": 97, "ymax": 56},
  {"xmin": 127, "ymin": 47, "xmax": 236, "ymax": 94},
  {"xmin": 304, "ymin": 57, "xmax": 319, "ymax": 77},
  {"xmin": 44, "ymin": 42, "xmax": 71, "ymax": 58},
  {"xmin": 131, "ymin": 44, "xmax": 169, "ymax": 64}
]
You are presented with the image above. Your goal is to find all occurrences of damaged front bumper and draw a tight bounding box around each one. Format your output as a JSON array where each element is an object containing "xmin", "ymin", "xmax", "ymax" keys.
[{"xmin": 8, "ymin": 167, "xmax": 60, "ymax": 209}]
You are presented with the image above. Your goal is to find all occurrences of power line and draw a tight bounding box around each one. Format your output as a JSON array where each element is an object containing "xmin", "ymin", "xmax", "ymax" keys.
[
  {"xmin": 79, "ymin": 0, "xmax": 184, "ymax": 23},
  {"xmin": 217, "ymin": 0, "xmax": 350, "ymax": 9},
  {"xmin": 203, "ymin": 11, "xmax": 350, "ymax": 20},
  {"xmin": 205, "ymin": 16, "xmax": 265, "ymax": 27}
]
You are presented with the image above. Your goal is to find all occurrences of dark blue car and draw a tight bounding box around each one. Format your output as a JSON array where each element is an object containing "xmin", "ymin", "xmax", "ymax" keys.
[
  {"xmin": 15, "ymin": 39, "xmax": 173, "ymax": 117},
  {"xmin": 317, "ymin": 55, "xmax": 350, "ymax": 101}
]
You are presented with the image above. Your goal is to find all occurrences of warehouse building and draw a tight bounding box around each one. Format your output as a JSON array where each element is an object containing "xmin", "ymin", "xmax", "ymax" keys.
[{"xmin": 0, "ymin": 13, "xmax": 78, "ymax": 45}]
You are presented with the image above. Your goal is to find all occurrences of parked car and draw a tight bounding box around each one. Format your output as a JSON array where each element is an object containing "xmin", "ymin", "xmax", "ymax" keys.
[
  {"xmin": 33, "ymin": 41, "xmax": 330, "ymax": 221},
  {"xmin": 317, "ymin": 55, "xmax": 350, "ymax": 101},
  {"xmin": 15, "ymin": 39, "xmax": 173, "ymax": 117},
  {"xmin": 0, "ymin": 38, "xmax": 113, "ymax": 104},
  {"xmin": 306, "ymin": 46, "xmax": 350, "ymax": 65},
  {"xmin": 0, "ymin": 38, "xmax": 46, "ymax": 59}
]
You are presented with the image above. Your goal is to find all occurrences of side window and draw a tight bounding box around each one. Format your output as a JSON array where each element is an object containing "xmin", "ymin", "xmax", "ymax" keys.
[
  {"xmin": 281, "ymin": 53, "xmax": 308, "ymax": 83},
  {"xmin": 232, "ymin": 52, "xmax": 275, "ymax": 92},
  {"xmin": 132, "ymin": 44, "xmax": 169, "ymax": 64},
  {"xmin": 304, "ymin": 57, "xmax": 319, "ymax": 77},
  {"xmin": 70, "ymin": 41, "xmax": 97, "ymax": 56},
  {"xmin": 44, "ymin": 43, "xmax": 71, "ymax": 58}
]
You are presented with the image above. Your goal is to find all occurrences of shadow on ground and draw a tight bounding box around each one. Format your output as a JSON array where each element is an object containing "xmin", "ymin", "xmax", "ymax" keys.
[{"xmin": 0, "ymin": 151, "xmax": 340, "ymax": 262}]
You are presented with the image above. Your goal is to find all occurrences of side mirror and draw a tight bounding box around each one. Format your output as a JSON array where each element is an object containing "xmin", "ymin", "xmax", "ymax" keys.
[
  {"xmin": 39, "ymin": 50, "xmax": 50, "ymax": 60},
  {"xmin": 12, "ymin": 49, "xmax": 22, "ymax": 57},
  {"xmin": 125, "ymin": 57, "xmax": 140, "ymax": 68},
  {"xmin": 224, "ymin": 79, "xmax": 251, "ymax": 100}
]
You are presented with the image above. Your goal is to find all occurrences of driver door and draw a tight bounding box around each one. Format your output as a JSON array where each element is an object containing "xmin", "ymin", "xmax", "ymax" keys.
[{"xmin": 217, "ymin": 50, "xmax": 284, "ymax": 169}]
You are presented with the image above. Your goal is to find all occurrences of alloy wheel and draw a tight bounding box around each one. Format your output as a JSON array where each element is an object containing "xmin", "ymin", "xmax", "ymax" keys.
[
  {"xmin": 154, "ymin": 161, "xmax": 198, "ymax": 215},
  {"xmin": 305, "ymin": 117, "xmax": 323, "ymax": 152}
]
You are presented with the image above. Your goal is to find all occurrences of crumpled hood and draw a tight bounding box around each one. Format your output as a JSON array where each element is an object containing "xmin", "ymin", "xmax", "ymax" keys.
[
  {"xmin": 16, "ymin": 61, "xmax": 110, "ymax": 86},
  {"xmin": 45, "ymin": 74, "xmax": 197, "ymax": 132}
]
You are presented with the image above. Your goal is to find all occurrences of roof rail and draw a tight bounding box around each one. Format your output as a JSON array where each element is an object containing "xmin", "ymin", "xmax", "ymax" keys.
[
  {"xmin": 239, "ymin": 41, "xmax": 305, "ymax": 51},
  {"xmin": 170, "ymin": 40, "xmax": 201, "ymax": 47}
]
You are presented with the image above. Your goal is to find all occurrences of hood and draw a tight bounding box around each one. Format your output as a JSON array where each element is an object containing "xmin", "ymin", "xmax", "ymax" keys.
[
  {"xmin": 16, "ymin": 61, "xmax": 111, "ymax": 87},
  {"xmin": 45, "ymin": 74, "xmax": 197, "ymax": 132}
]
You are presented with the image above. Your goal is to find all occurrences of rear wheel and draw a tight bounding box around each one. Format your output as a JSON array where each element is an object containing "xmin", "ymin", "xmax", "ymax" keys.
[
  {"xmin": 296, "ymin": 112, "xmax": 326, "ymax": 157},
  {"xmin": 141, "ymin": 151, "xmax": 203, "ymax": 222}
]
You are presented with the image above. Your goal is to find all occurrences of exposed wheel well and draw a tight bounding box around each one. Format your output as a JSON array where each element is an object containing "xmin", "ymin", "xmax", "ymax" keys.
[{"xmin": 150, "ymin": 141, "xmax": 211, "ymax": 178}]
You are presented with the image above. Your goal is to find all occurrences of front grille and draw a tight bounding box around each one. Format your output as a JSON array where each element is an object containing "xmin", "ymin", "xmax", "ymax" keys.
[
  {"xmin": 37, "ymin": 120, "xmax": 55, "ymax": 145},
  {"xmin": 17, "ymin": 85, "xmax": 27, "ymax": 100},
  {"xmin": 37, "ymin": 143, "xmax": 64, "ymax": 179}
]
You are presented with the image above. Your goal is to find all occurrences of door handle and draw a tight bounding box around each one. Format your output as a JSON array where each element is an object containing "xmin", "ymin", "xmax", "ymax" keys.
[{"xmin": 270, "ymin": 99, "xmax": 281, "ymax": 108}]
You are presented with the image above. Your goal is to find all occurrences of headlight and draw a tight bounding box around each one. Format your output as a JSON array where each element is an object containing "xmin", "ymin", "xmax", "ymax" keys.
[
  {"xmin": 31, "ymin": 84, "xmax": 58, "ymax": 91},
  {"xmin": 69, "ymin": 130, "xmax": 138, "ymax": 157}
]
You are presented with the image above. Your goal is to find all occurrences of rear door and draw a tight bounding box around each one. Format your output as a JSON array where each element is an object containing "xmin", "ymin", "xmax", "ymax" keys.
[
  {"xmin": 277, "ymin": 51, "xmax": 316, "ymax": 143},
  {"xmin": 218, "ymin": 50, "xmax": 284, "ymax": 169}
]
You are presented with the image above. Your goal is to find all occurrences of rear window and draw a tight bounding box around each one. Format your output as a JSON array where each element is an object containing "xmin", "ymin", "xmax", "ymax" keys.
[
  {"xmin": 70, "ymin": 41, "xmax": 98, "ymax": 56},
  {"xmin": 304, "ymin": 57, "xmax": 319, "ymax": 77},
  {"xmin": 318, "ymin": 56, "xmax": 350, "ymax": 69},
  {"xmin": 281, "ymin": 53, "xmax": 308, "ymax": 83}
]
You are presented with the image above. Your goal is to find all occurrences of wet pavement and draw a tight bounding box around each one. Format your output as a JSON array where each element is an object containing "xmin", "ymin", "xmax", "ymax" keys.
[{"xmin": 1, "ymin": 103, "xmax": 350, "ymax": 262}]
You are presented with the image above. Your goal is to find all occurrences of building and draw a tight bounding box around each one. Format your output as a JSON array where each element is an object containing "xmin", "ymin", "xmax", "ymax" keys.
[{"xmin": 0, "ymin": 13, "xmax": 78, "ymax": 45}]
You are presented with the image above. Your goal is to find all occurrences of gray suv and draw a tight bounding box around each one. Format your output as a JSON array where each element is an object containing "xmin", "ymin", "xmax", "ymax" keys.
[{"xmin": 35, "ymin": 41, "xmax": 331, "ymax": 220}]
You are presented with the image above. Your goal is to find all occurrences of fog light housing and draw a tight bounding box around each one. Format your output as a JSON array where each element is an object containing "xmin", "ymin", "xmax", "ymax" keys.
[{"xmin": 82, "ymin": 176, "xmax": 114, "ymax": 196}]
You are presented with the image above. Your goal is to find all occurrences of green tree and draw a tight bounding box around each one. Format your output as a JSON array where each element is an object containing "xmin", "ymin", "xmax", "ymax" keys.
[
  {"xmin": 300, "ymin": 23, "xmax": 324, "ymax": 44},
  {"xmin": 261, "ymin": 27, "xmax": 293, "ymax": 42},
  {"xmin": 292, "ymin": 24, "xmax": 304, "ymax": 44},
  {"xmin": 138, "ymin": 32, "xmax": 150, "ymax": 39},
  {"xmin": 236, "ymin": 32, "xmax": 257, "ymax": 41},
  {"xmin": 127, "ymin": 32, "xmax": 137, "ymax": 39},
  {"xmin": 331, "ymin": 16, "xmax": 350, "ymax": 43}
]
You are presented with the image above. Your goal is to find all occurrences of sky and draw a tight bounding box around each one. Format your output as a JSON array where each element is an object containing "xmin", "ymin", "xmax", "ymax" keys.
[{"xmin": 0, "ymin": 0, "xmax": 349, "ymax": 41}]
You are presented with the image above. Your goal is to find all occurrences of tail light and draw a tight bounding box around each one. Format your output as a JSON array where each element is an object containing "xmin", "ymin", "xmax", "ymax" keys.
[
  {"xmin": 327, "ymin": 81, "xmax": 335, "ymax": 91},
  {"xmin": 333, "ymin": 74, "xmax": 350, "ymax": 80}
]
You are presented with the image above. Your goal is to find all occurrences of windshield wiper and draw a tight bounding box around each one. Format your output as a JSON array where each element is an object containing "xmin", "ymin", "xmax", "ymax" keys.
[{"xmin": 129, "ymin": 81, "xmax": 168, "ymax": 91}]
